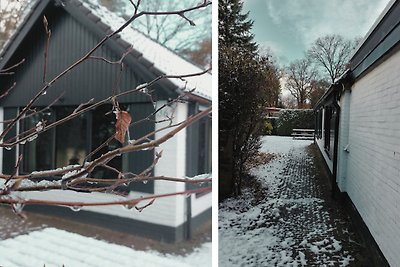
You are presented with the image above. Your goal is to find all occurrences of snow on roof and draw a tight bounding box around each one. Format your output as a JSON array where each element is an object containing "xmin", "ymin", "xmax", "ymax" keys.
[
  {"xmin": 0, "ymin": 1, "xmax": 38, "ymax": 57},
  {"xmin": 81, "ymin": 0, "xmax": 212, "ymax": 101},
  {"xmin": 0, "ymin": 227, "xmax": 211, "ymax": 267}
]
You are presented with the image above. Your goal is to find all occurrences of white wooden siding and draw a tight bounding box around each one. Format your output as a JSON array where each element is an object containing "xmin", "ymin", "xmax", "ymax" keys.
[{"xmin": 345, "ymin": 48, "xmax": 400, "ymax": 266}]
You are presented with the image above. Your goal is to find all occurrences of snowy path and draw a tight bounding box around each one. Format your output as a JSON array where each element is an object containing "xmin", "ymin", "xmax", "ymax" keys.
[{"xmin": 219, "ymin": 136, "xmax": 363, "ymax": 266}]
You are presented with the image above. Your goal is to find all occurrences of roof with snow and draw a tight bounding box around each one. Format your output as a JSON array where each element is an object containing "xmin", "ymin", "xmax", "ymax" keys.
[
  {"xmin": 314, "ymin": 0, "xmax": 400, "ymax": 109},
  {"xmin": 0, "ymin": 0, "xmax": 211, "ymax": 101},
  {"xmin": 0, "ymin": 227, "xmax": 211, "ymax": 267}
]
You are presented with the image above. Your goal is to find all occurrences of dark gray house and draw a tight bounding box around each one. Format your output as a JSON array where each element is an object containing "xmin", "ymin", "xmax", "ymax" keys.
[
  {"xmin": 314, "ymin": 0, "xmax": 399, "ymax": 264},
  {"xmin": 0, "ymin": 0, "xmax": 211, "ymax": 242}
]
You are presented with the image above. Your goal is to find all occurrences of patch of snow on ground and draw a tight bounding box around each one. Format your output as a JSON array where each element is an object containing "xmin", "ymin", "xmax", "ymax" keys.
[
  {"xmin": 0, "ymin": 228, "xmax": 211, "ymax": 267},
  {"xmin": 258, "ymin": 136, "xmax": 312, "ymax": 155},
  {"xmin": 219, "ymin": 136, "xmax": 355, "ymax": 266}
]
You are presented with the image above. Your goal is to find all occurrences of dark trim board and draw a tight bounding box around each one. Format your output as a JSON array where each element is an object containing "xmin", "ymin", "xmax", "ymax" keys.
[
  {"xmin": 187, "ymin": 205, "xmax": 211, "ymax": 236},
  {"xmin": 25, "ymin": 205, "xmax": 211, "ymax": 243},
  {"xmin": 351, "ymin": 0, "xmax": 400, "ymax": 79}
]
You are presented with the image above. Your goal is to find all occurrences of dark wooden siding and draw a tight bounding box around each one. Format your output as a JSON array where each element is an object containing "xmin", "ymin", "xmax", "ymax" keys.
[{"xmin": 0, "ymin": 5, "xmax": 161, "ymax": 107}]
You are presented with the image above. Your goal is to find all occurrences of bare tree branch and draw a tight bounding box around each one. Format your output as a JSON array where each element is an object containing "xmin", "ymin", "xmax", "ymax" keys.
[{"xmin": 1, "ymin": 186, "xmax": 211, "ymax": 207}]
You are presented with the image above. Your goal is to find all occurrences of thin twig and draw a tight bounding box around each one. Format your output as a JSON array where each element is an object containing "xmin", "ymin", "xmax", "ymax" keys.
[
  {"xmin": 0, "ymin": 82, "xmax": 16, "ymax": 99},
  {"xmin": 0, "ymin": 91, "xmax": 64, "ymax": 124},
  {"xmin": 0, "ymin": 58, "xmax": 25, "ymax": 75},
  {"xmin": 4, "ymin": 154, "xmax": 23, "ymax": 186},
  {"xmin": 42, "ymin": 15, "xmax": 51, "ymax": 83},
  {"xmin": 135, "ymin": 198, "xmax": 155, "ymax": 212}
]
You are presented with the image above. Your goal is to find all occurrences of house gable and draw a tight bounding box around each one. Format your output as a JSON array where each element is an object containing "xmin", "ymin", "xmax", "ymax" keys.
[{"xmin": 0, "ymin": 0, "xmax": 181, "ymax": 107}]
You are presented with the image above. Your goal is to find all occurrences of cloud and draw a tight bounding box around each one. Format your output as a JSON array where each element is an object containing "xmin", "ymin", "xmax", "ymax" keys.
[
  {"xmin": 259, "ymin": 40, "xmax": 281, "ymax": 55},
  {"xmin": 258, "ymin": 41, "xmax": 290, "ymax": 65},
  {"xmin": 265, "ymin": 0, "xmax": 391, "ymax": 47}
]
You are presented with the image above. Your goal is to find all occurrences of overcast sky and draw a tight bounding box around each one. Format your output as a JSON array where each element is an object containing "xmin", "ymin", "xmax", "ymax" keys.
[{"xmin": 243, "ymin": 0, "xmax": 391, "ymax": 66}]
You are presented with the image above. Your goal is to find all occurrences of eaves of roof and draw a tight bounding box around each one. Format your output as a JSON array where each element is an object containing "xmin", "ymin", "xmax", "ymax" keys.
[
  {"xmin": 313, "ymin": 70, "xmax": 353, "ymax": 110},
  {"xmin": 350, "ymin": 0, "xmax": 400, "ymax": 80}
]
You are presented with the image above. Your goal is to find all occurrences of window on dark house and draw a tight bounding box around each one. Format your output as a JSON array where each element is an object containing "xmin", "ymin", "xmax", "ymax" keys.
[
  {"xmin": 324, "ymin": 107, "xmax": 332, "ymax": 154},
  {"xmin": 323, "ymin": 106, "xmax": 336, "ymax": 159},
  {"xmin": 198, "ymin": 117, "xmax": 212, "ymax": 174},
  {"xmin": 329, "ymin": 110, "xmax": 336, "ymax": 159},
  {"xmin": 3, "ymin": 108, "xmax": 19, "ymax": 174},
  {"xmin": 125, "ymin": 103, "xmax": 155, "ymax": 194},
  {"xmin": 90, "ymin": 105, "xmax": 123, "ymax": 179},
  {"xmin": 317, "ymin": 110, "xmax": 323, "ymax": 139},
  {"xmin": 22, "ymin": 111, "xmax": 55, "ymax": 173},
  {"xmin": 186, "ymin": 103, "xmax": 212, "ymax": 196},
  {"xmin": 18, "ymin": 104, "xmax": 155, "ymax": 194},
  {"xmin": 56, "ymin": 107, "xmax": 88, "ymax": 168}
]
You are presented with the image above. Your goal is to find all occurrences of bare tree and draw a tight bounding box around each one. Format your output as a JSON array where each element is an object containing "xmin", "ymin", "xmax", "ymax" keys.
[
  {"xmin": 181, "ymin": 38, "xmax": 211, "ymax": 68},
  {"xmin": 309, "ymin": 79, "xmax": 330, "ymax": 108},
  {"xmin": 0, "ymin": 0, "xmax": 212, "ymax": 215},
  {"xmin": 307, "ymin": 34, "xmax": 354, "ymax": 84},
  {"xmin": 281, "ymin": 94, "xmax": 297, "ymax": 109},
  {"xmin": 128, "ymin": 0, "xmax": 211, "ymax": 52},
  {"xmin": 285, "ymin": 58, "xmax": 317, "ymax": 109}
]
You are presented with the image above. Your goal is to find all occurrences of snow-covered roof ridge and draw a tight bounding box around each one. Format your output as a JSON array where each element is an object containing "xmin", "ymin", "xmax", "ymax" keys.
[
  {"xmin": 79, "ymin": 0, "xmax": 212, "ymax": 100},
  {"xmin": 0, "ymin": 0, "xmax": 41, "ymax": 59}
]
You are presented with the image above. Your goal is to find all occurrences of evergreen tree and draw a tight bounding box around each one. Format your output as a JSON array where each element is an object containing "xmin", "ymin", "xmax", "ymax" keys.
[
  {"xmin": 219, "ymin": 0, "xmax": 282, "ymax": 199},
  {"xmin": 218, "ymin": 0, "xmax": 258, "ymax": 53}
]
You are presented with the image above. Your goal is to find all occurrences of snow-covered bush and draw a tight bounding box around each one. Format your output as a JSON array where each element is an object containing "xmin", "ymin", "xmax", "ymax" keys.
[{"xmin": 276, "ymin": 109, "xmax": 314, "ymax": 136}]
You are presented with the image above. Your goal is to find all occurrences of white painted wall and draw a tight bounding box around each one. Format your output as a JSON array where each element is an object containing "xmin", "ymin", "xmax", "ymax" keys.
[
  {"xmin": 345, "ymin": 48, "xmax": 400, "ymax": 266},
  {"xmin": 190, "ymin": 191, "xmax": 211, "ymax": 218}
]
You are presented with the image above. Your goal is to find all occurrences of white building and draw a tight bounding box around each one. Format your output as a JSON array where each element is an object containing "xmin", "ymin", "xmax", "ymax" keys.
[{"xmin": 315, "ymin": 0, "xmax": 400, "ymax": 265}]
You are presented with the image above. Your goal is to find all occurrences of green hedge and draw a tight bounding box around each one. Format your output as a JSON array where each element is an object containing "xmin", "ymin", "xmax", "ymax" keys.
[{"xmin": 276, "ymin": 109, "xmax": 315, "ymax": 136}]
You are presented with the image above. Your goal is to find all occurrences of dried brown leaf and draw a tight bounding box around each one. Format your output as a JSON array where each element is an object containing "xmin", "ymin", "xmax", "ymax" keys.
[{"xmin": 115, "ymin": 111, "xmax": 132, "ymax": 143}]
